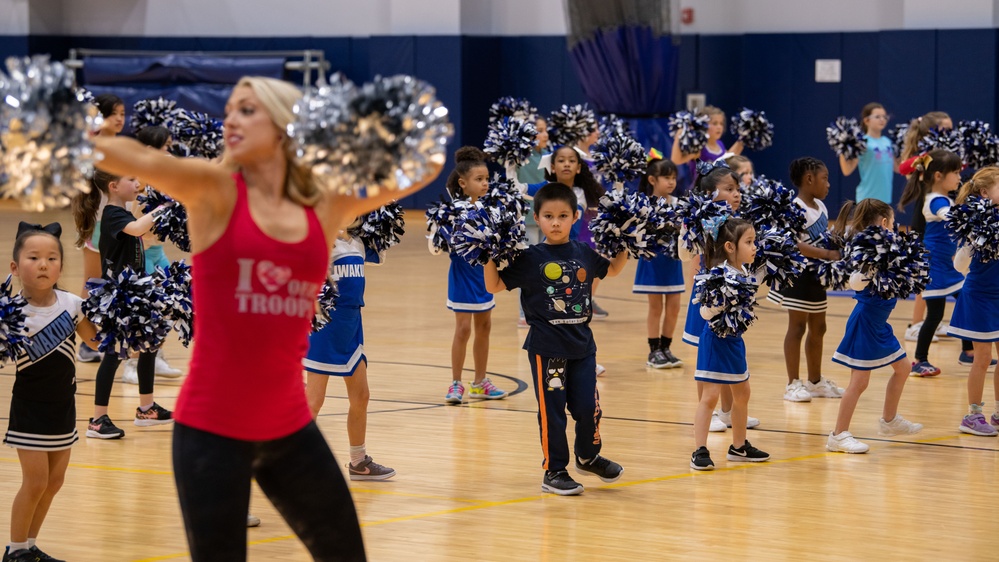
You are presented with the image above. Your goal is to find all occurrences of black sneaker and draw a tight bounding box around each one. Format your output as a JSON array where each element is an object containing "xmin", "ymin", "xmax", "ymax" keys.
[
  {"xmin": 726, "ymin": 440, "xmax": 770, "ymax": 462},
  {"xmin": 574, "ymin": 455, "xmax": 623, "ymax": 483},
  {"xmin": 2, "ymin": 547, "xmax": 37, "ymax": 562},
  {"xmin": 86, "ymin": 415, "xmax": 125, "ymax": 439},
  {"xmin": 661, "ymin": 348, "xmax": 683, "ymax": 369},
  {"xmin": 30, "ymin": 546, "xmax": 65, "ymax": 561},
  {"xmin": 134, "ymin": 402, "xmax": 174, "ymax": 427},
  {"xmin": 541, "ymin": 470, "xmax": 584, "ymax": 496},
  {"xmin": 690, "ymin": 446, "xmax": 714, "ymax": 471}
]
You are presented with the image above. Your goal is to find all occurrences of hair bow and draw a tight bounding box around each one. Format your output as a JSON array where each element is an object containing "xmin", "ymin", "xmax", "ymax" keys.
[
  {"xmin": 912, "ymin": 152, "xmax": 932, "ymax": 171},
  {"xmin": 702, "ymin": 214, "xmax": 730, "ymax": 241},
  {"xmin": 647, "ymin": 147, "xmax": 664, "ymax": 162},
  {"xmin": 16, "ymin": 222, "xmax": 62, "ymax": 239},
  {"xmin": 695, "ymin": 158, "xmax": 729, "ymax": 177}
]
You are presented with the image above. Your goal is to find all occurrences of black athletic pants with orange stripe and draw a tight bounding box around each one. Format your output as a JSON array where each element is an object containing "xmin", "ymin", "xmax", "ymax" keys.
[{"xmin": 529, "ymin": 352, "xmax": 602, "ymax": 473}]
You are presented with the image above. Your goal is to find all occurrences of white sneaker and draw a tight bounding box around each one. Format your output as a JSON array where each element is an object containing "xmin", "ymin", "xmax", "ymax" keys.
[
  {"xmin": 805, "ymin": 377, "xmax": 844, "ymax": 398},
  {"xmin": 717, "ymin": 409, "xmax": 760, "ymax": 429},
  {"xmin": 247, "ymin": 514, "xmax": 261, "ymax": 527},
  {"xmin": 827, "ymin": 431, "xmax": 869, "ymax": 453},
  {"xmin": 709, "ymin": 412, "xmax": 727, "ymax": 432},
  {"xmin": 904, "ymin": 321, "xmax": 938, "ymax": 343},
  {"xmin": 936, "ymin": 322, "xmax": 950, "ymax": 337},
  {"xmin": 122, "ymin": 359, "xmax": 138, "ymax": 384},
  {"xmin": 155, "ymin": 354, "xmax": 183, "ymax": 377},
  {"xmin": 878, "ymin": 414, "xmax": 923, "ymax": 436},
  {"xmin": 783, "ymin": 380, "xmax": 812, "ymax": 402},
  {"xmin": 595, "ymin": 364, "xmax": 606, "ymax": 377}
]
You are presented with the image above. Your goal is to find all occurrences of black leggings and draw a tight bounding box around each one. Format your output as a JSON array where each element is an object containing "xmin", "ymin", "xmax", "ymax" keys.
[
  {"xmin": 916, "ymin": 297, "xmax": 972, "ymax": 361},
  {"xmin": 94, "ymin": 351, "xmax": 156, "ymax": 405},
  {"xmin": 172, "ymin": 421, "xmax": 366, "ymax": 561}
]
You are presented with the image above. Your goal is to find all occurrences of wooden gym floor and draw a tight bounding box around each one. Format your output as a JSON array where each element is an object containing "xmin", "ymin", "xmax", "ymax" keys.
[{"xmin": 0, "ymin": 206, "xmax": 996, "ymax": 561}]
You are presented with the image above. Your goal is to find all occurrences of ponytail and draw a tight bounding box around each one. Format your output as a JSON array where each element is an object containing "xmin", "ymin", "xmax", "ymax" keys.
[
  {"xmin": 833, "ymin": 198, "xmax": 893, "ymax": 237},
  {"xmin": 72, "ymin": 169, "xmax": 117, "ymax": 248}
]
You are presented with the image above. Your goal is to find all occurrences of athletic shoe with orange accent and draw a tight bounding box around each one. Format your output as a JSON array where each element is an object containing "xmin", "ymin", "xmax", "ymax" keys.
[{"xmin": 347, "ymin": 455, "xmax": 397, "ymax": 481}]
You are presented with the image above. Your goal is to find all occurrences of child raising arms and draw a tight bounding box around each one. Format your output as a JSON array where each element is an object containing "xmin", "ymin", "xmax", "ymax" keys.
[
  {"xmin": 690, "ymin": 218, "xmax": 770, "ymax": 470},
  {"xmin": 768, "ymin": 157, "xmax": 844, "ymax": 402},
  {"xmin": 75, "ymin": 170, "xmax": 175, "ymax": 439},
  {"xmin": 3, "ymin": 223, "xmax": 98, "ymax": 562},
  {"xmin": 442, "ymin": 147, "xmax": 508, "ymax": 404},
  {"xmin": 485, "ymin": 183, "xmax": 628, "ymax": 495},
  {"xmin": 827, "ymin": 199, "xmax": 923, "ymax": 453},
  {"xmin": 634, "ymin": 157, "xmax": 684, "ymax": 369}
]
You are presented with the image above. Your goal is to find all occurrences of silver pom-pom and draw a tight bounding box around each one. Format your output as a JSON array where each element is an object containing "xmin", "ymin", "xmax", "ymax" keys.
[
  {"xmin": 290, "ymin": 74, "xmax": 453, "ymax": 197},
  {"xmin": 0, "ymin": 55, "xmax": 101, "ymax": 211}
]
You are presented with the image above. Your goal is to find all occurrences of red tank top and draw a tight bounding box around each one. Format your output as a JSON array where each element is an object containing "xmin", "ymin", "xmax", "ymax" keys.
[{"xmin": 174, "ymin": 173, "xmax": 328, "ymax": 440}]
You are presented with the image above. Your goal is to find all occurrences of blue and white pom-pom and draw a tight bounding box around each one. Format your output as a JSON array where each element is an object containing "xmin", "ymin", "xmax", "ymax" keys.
[
  {"xmin": 804, "ymin": 231, "xmax": 849, "ymax": 290},
  {"xmin": 485, "ymin": 174, "xmax": 530, "ymax": 218},
  {"xmin": 157, "ymin": 261, "xmax": 193, "ymax": 347},
  {"xmin": 598, "ymin": 114, "xmax": 629, "ymax": 138},
  {"xmin": 590, "ymin": 189, "xmax": 664, "ymax": 259},
  {"xmin": 483, "ymin": 116, "xmax": 537, "ymax": 170},
  {"xmin": 751, "ymin": 226, "xmax": 805, "ymax": 292},
  {"xmin": 0, "ymin": 56, "xmax": 101, "ymax": 211},
  {"xmin": 488, "ymin": 97, "xmax": 537, "ymax": 125},
  {"xmin": 917, "ymin": 127, "xmax": 965, "ymax": 162},
  {"xmin": 0, "ymin": 274, "xmax": 30, "ymax": 365},
  {"xmin": 450, "ymin": 195, "xmax": 528, "ymax": 269},
  {"xmin": 730, "ymin": 108, "xmax": 774, "ymax": 151},
  {"xmin": 844, "ymin": 226, "xmax": 929, "ymax": 300},
  {"xmin": 311, "ymin": 279, "xmax": 340, "ymax": 333},
  {"xmin": 548, "ymin": 104, "xmax": 597, "ymax": 147},
  {"xmin": 958, "ymin": 120, "xmax": 999, "ymax": 170},
  {"xmin": 137, "ymin": 187, "xmax": 190, "ymax": 253},
  {"xmin": 651, "ymin": 196, "xmax": 681, "ymax": 259},
  {"xmin": 677, "ymin": 190, "xmax": 733, "ymax": 255},
  {"xmin": 742, "ymin": 176, "xmax": 806, "ymax": 236},
  {"xmin": 946, "ymin": 195, "xmax": 999, "ymax": 262},
  {"xmin": 131, "ymin": 98, "xmax": 185, "ymax": 134},
  {"xmin": 591, "ymin": 132, "xmax": 647, "ymax": 187},
  {"xmin": 83, "ymin": 267, "xmax": 171, "ymax": 358},
  {"xmin": 693, "ymin": 266, "xmax": 758, "ymax": 338},
  {"xmin": 826, "ymin": 117, "xmax": 867, "ymax": 160},
  {"xmin": 172, "ymin": 110, "xmax": 224, "ymax": 160},
  {"xmin": 668, "ymin": 111, "xmax": 709, "ymax": 156},
  {"xmin": 349, "ymin": 202, "xmax": 406, "ymax": 254},
  {"xmin": 886, "ymin": 122, "xmax": 909, "ymax": 157},
  {"xmin": 426, "ymin": 196, "xmax": 471, "ymax": 254}
]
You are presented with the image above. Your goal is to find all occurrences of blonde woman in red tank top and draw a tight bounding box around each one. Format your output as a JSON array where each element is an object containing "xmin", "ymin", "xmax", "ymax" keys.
[{"xmin": 93, "ymin": 77, "xmax": 443, "ymax": 562}]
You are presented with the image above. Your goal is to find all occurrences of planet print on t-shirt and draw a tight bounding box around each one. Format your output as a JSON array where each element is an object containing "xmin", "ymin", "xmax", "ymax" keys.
[{"xmin": 539, "ymin": 259, "xmax": 591, "ymax": 316}]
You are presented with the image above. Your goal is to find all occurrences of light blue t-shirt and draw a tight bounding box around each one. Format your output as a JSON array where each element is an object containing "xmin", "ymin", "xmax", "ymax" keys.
[{"xmin": 856, "ymin": 135, "xmax": 894, "ymax": 204}]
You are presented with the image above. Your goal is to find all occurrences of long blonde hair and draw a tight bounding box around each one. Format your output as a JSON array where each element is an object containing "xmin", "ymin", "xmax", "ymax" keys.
[
  {"xmin": 900, "ymin": 111, "xmax": 951, "ymax": 161},
  {"xmin": 221, "ymin": 76, "xmax": 321, "ymax": 207},
  {"xmin": 956, "ymin": 166, "xmax": 999, "ymax": 204}
]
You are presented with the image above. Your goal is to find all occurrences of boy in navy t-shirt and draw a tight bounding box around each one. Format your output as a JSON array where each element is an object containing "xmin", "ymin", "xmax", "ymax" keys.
[{"xmin": 484, "ymin": 183, "xmax": 628, "ymax": 495}]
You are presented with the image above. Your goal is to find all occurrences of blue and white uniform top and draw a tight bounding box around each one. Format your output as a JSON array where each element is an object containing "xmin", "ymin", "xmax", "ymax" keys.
[
  {"xmin": 302, "ymin": 236, "xmax": 380, "ymax": 377},
  {"xmin": 921, "ymin": 192, "xmax": 964, "ymax": 299},
  {"xmin": 633, "ymin": 195, "xmax": 684, "ymax": 294},
  {"xmin": 12, "ymin": 290, "xmax": 82, "ymax": 403},
  {"xmin": 798, "ymin": 197, "xmax": 829, "ymax": 244}
]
